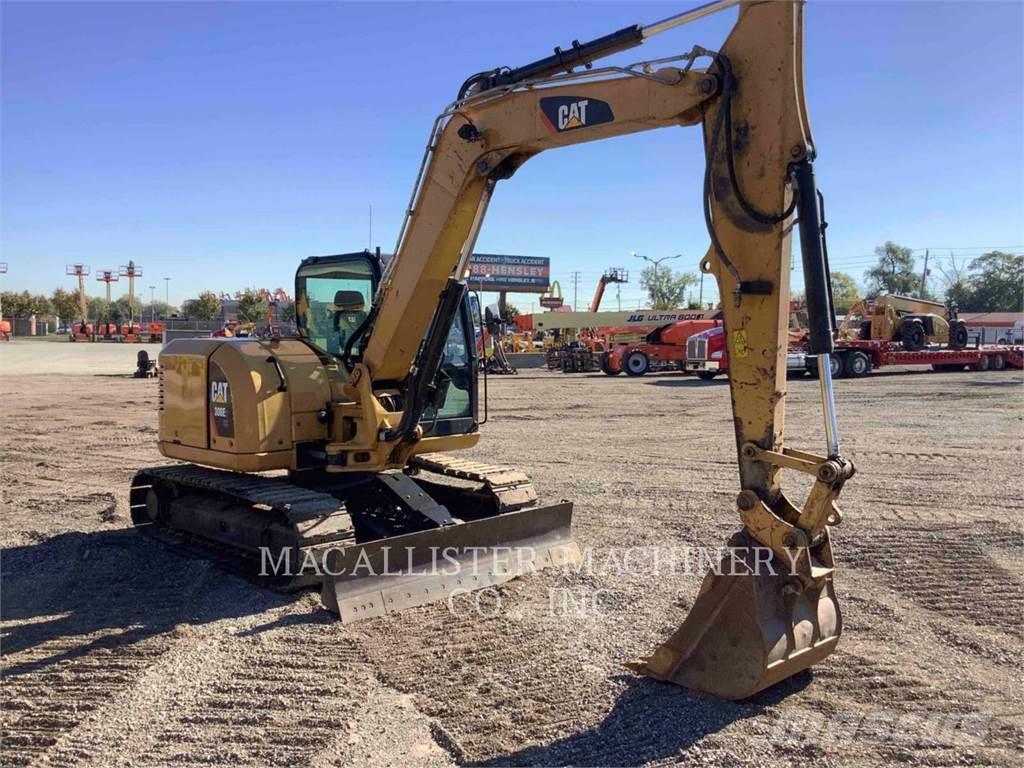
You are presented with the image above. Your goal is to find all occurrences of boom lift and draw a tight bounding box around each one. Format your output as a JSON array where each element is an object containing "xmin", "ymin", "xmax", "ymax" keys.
[
  {"xmin": 133, "ymin": 0, "xmax": 852, "ymax": 699},
  {"xmin": 589, "ymin": 268, "xmax": 628, "ymax": 313},
  {"xmin": 66, "ymin": 264, "xmax": 93, "ymax": 341}
]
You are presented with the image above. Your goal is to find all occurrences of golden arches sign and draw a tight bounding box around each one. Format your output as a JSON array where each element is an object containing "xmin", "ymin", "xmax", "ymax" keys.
[{"xmin": 539, "ymin": 280, "xmax": 564, "ymax": 309}]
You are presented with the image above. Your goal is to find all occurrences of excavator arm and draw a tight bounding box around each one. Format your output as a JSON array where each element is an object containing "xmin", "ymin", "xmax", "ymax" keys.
[{"xmin": 327, "ymin": 0, "xmax": 852, "ymax": 698}]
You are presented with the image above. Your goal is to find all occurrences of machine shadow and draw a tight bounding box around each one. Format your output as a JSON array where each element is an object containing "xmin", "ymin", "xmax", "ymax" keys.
[
  {"xmin": 1, "ymin": 528, "xmax": 296, "ymax": 675},
  {"xmin": 471, "ymin": 672, "xmax": 811, "ymax": 767},
  {"xmin": 645, "ymin": 378, "xmax": 729, "ymax": 387}
]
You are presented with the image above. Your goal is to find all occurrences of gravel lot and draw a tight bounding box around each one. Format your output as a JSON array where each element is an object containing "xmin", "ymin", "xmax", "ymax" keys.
[{"xmin": 2, "ymin": 339, "xmax": 1022, "ymax": 767}]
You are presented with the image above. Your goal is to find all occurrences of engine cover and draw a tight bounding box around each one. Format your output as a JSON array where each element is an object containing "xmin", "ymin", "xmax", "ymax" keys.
[{"xmin": 159, "ymin": 337, "xmax": 334, "ymax": 472}]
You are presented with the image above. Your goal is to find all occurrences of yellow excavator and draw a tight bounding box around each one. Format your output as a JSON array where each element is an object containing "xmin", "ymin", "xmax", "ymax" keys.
[{"xmin": 131, "ymin": 0, "xmax": 853, "ymax": 700}]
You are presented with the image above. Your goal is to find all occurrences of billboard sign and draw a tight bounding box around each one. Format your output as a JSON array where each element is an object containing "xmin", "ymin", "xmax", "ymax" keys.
[{"xmin": 467, "ymin": 254, "xmax": 550, "ymax": 293}]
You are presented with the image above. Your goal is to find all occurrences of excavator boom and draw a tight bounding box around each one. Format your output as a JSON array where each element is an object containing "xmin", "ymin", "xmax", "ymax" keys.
[{"xmin": 320, "ymin": 0, "xmax": 852, "ymax": 698}]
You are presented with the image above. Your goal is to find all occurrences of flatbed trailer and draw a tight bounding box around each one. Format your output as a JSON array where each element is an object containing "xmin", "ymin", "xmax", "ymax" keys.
[{"xmin": 806, "ymin": 339, "xmax": 1024, "ymax": 379}]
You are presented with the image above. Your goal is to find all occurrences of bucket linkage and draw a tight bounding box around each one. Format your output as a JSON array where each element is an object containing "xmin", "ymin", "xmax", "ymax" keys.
[{"xmin": 629, "ymin": 444, "xmax": 853, "ymax": 699}]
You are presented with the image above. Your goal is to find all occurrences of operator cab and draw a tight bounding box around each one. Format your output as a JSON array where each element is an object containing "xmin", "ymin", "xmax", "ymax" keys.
[{"xmin": 293, "ymin": 250, "xmax": 479, "ymax": 437}]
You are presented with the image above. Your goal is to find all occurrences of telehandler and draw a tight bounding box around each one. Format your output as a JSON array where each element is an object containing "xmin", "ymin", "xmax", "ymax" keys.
[
  {"xmin": 132, "ymin": 0, "xmax": 853, "ymax": 700},
  {"xmin": 839, "ymin": 294, "xmax": 968, "ymax": 351}
]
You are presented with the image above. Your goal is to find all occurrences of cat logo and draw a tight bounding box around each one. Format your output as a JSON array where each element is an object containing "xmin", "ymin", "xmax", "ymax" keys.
[
  {"xmin": 540, "ymin": 96, "xmax": 614, "ymax": 134},
  {"xmin": 209, "ymin": 363, "xmax": 235, "ymax": 438},
  {"xmin": 210, "ymin": 380, "xmax": 230, "ymax": 404},
  {"xmin": 559, "ymin": 100, "xmax": 589, "ymax": 130}
]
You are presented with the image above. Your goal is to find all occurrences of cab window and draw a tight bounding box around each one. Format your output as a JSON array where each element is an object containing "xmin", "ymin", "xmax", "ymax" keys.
[{"xmin": 295, "ymin": 259, "xmax": 374, "ymax": 357}]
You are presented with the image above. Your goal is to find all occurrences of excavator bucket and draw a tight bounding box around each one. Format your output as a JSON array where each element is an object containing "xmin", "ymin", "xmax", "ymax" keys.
[
  {"xmin": 322, "ymin": 501, "xmax": 579, "ymax": 623},
  {"xmin": 627, "ymin": 532, "xmax": 842, "ymax": 700}
]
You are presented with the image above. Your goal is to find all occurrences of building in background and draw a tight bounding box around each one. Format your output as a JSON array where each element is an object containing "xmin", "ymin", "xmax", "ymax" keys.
[{"xmin": 959, "ymin": 312, "xmax": 1024, "ymax": 344}]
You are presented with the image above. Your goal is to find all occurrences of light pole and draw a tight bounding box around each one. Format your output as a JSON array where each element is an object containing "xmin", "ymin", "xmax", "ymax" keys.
[
  {"xmin": 632, "ymin": 252, "xmax": 681, "ymax": 308},
  {"xmin": 149, "ymin": 285, "xmax": 156, "ymax": 322},
  {"xmin": 164, "ymin": 277, "xmax": 171, "ymax": 307}
]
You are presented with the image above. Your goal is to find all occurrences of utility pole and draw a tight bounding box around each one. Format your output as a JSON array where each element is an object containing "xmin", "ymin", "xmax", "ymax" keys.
[
  {"xmin": 919, "ymin": 249, "xmax": 930, "ymax": 298},
  {"xmin": 149, "ymin": 285, "xmax": 156, "ymax": 322},
  {"xmin": 0, "ymin": 263, "xmax": 6, "ymax": 321},
  {"xmin": 698, "ymin": 271, "xmax": 705, "ymax": 308},
  {"xmin": 571, "ymin": 271, "xmax": 581, "ymax": 311},
  {"xmin": 164, "ymin": 277, "xmax": 171, "ymax": 307}
]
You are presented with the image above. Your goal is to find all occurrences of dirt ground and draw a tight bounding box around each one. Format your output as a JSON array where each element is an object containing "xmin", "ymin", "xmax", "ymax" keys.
[{"xmin": 2, "ymin": 339, "xmax": 1022, "ymax": 767}]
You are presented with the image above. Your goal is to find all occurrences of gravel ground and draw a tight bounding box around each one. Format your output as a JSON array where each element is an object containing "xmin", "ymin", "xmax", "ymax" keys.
[{"xmin": 2, "ymin": 340, "xmax": 1022, "ymax": 767}]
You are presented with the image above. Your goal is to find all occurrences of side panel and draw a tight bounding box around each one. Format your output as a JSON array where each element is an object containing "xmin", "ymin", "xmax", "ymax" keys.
[
  {"xmin": 208, "ymin": 343, "xmax": 293, "ymax": 455},
  {"xmin": 159, "ymin": 341, "xmax": 213, "ymax": 448}
]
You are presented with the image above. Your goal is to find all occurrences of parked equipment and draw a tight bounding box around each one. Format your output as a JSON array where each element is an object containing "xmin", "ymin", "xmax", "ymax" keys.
[
  {"xmin": 808, "ymin": 339, "xmax": 1023, "ymax": 378},
  {"xmin": 839, "ymin": 294, "xmax": 968, "ymax": 351},
  {"xmin": 602, "ymin": 315, "xmax": 722, "ymax": 375},
  {"xmin": 96, "ymin": 322, "xmax": 121, "ymax": 342},
  {"xmin": 66, "ymin": 264, "xmax": 94, "ymax": 342},
  {"xmin": 134, "ymin": 350, "xmax": 158, "ymax": 378},
  {"xmin": 133, "ymin": 0, "xmax": 851, "ymax": 700},
  {"xmin": 121, "ymin": 322, "xmax": 143, "ymax": 342}
]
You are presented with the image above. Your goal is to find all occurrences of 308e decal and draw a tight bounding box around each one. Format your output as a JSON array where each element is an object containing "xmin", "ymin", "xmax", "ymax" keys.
[{"xmin": 539, "ymin": 96, "xmax": 614, "ymax": 133}]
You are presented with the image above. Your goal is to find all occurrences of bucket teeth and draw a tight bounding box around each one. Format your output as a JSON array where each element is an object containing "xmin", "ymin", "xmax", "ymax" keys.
[{"xmin": 627, "ymin": 531, "xmax": 842, "ymax": 700}]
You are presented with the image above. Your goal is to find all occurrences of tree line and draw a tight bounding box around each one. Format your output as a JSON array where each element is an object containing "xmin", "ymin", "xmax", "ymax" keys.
[
  {"xmin": 1, "ymin": 286, "xmax": 300, "ymax": 327},
  {"xmin": 637, "ymin": 245, "xmax": 1021, "ymax": 314},
  {"xmin": 184, "ymin": 290, "xmax": 295, "ymax": 324},
  {"xmin": 0, "ymin": 288, "xmax": 179, "ymax": 326}
]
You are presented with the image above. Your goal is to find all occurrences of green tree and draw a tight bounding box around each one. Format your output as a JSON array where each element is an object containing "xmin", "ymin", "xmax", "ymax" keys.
[
  {"xmin": 51, "ymin": 288, "xmax": 81, "ymax": 323},
  {"xmin": 236, "ymin": 288, "xmax": 267, "ymax": 324},
  {"xmin": 89, "ymin": 298, "xmax": 113, "ymax": 322},
  {"xmin": 964, "ymin": 251, "xmax": 1023, "ymax": 312},
  {"xmin": 640, "ymin": 266, "xmax": 697, "ymax": 310},
  {"xmin": 940, "ymin": 251, "xmax": 1023, "ymax": 311},
  {"xmin": 143, "ymin": 301, "xmax": 178, "ymax": 321},
  {"xmin": 189, "ymin": 290, "xmax": 222, "ymax": 320},
  {"xmin": 864, "ymin": 242, "xmax": 921, "ymax": 298},
  {"xmin": 114, "ymin": 294, "xmax": 144, "ymax": 322},
  {"xmin": 829, "ymin": 272, "xmax": 860, "ymax": 314},
  {"xmin": 2, "ymin": 291, "xmax": 52, "ymax": 318}
]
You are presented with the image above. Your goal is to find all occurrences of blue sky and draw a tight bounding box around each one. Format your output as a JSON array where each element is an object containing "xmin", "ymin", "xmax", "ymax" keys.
[{"xmin": 3, "ymin": 1, "xmax": 1022, "ymax": 311}]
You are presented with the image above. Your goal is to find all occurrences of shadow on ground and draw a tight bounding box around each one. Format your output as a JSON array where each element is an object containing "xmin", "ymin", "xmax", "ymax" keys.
[
  {"xmin": 471, "ymin": 671, "xmax": 811, "ymax": 767},
  {"xmin": 645, "ymin": 378, "xmax": 728, "ymax": 388},
  {"xmin": 0, "ymin": 529, "xmax": 298, "ymax": 676}
]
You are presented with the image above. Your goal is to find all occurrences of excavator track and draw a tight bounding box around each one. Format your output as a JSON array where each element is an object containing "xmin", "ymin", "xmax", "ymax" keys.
[
  {"xmin": 130, "ymin": 465, "xmax": 355, "ymax": 590},
  {"xmin": 408, "ymin": 453, "xmax": 540, "ymax": 511}
]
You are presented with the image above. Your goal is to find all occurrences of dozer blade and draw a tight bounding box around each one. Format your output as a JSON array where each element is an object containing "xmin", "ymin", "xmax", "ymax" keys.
[
  {"xmin": 322, "ymin": 501, "xmax": 578, "ymax": 623},
  {"xmin": 627, "ymin": 532, "xmax": 841, "ymax": 700}
]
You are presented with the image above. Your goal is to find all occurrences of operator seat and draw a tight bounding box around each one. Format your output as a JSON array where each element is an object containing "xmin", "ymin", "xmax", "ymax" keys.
[{"xmin": 328, "ymin": 290, "xmax": 368, "ymax": 353}]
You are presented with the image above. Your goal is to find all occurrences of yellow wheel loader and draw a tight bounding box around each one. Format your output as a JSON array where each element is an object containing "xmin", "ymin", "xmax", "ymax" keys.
[{"xmin": 132, "ymin": 0, "xmax": 854, "ymax": 700}]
